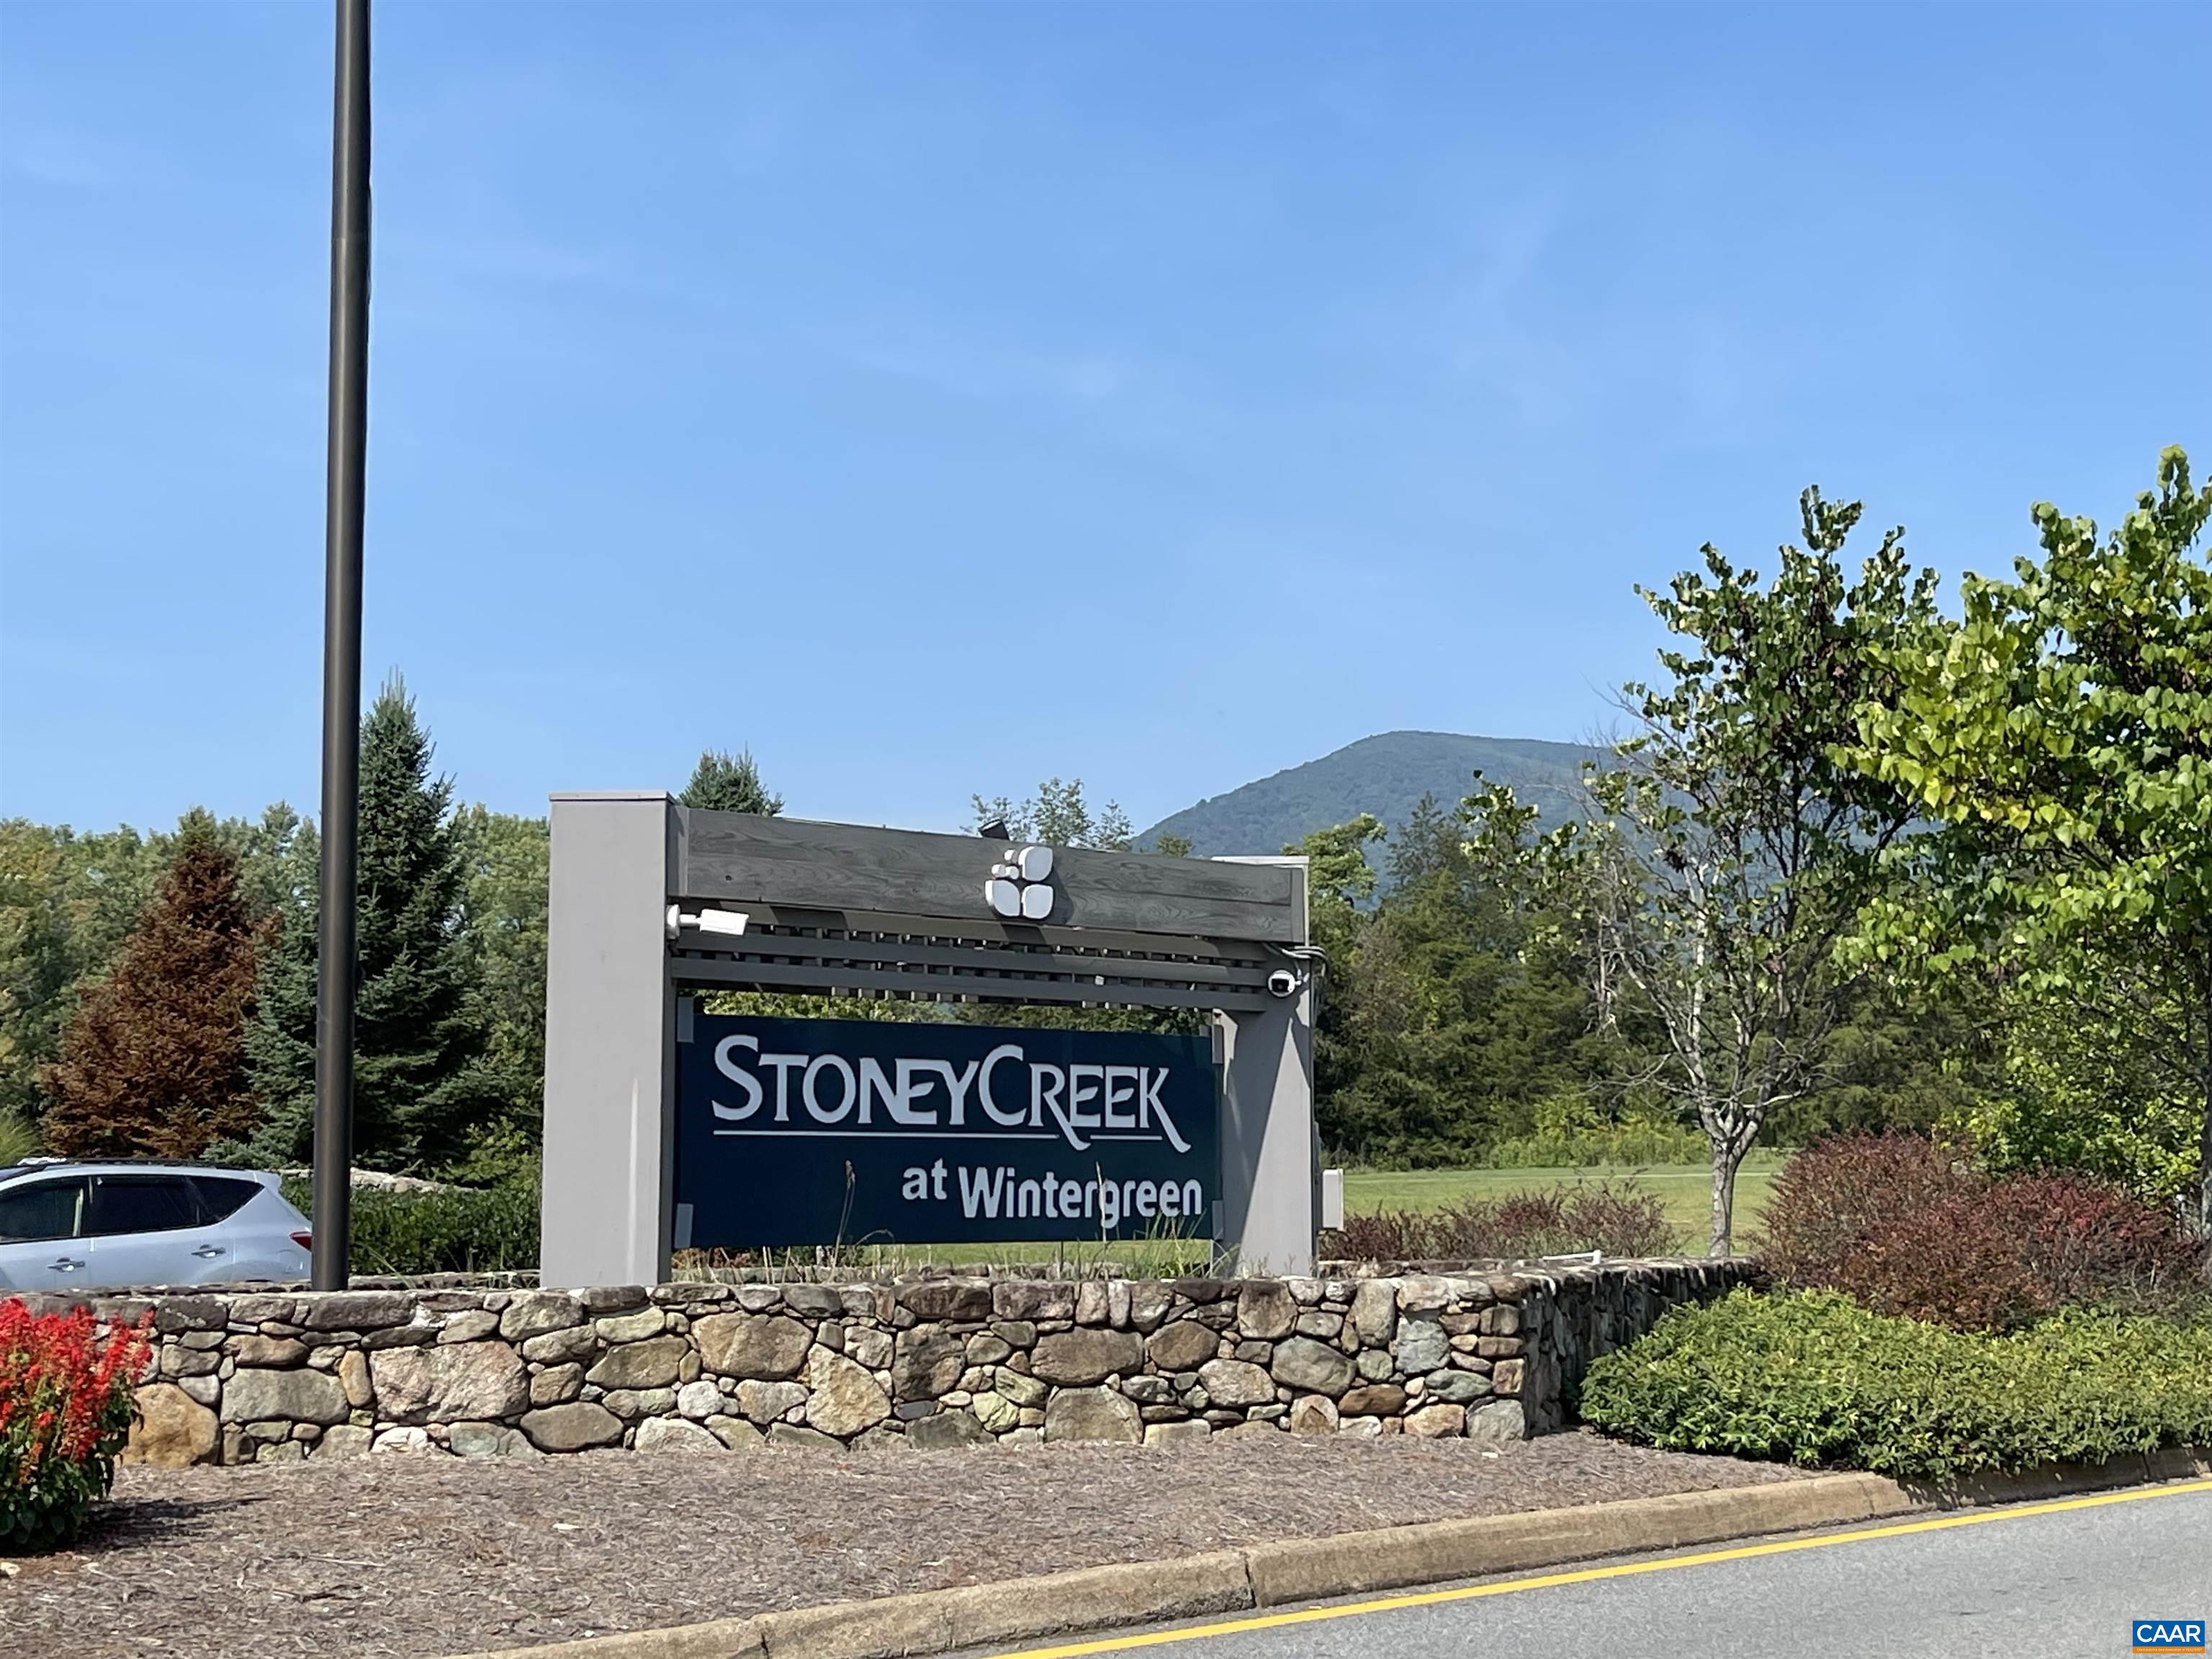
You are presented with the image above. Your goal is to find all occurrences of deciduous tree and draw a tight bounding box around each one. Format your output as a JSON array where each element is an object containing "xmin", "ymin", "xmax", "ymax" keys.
[
  {"xmin": 969, "ymin": 779, "xmax": 1133, "ymax": 850},
  {"xmin": 1845, "ymin": 446, "xmax": 2212, "ymax": 1225},
  {"xmin": 451, "ymin": 807, "xmax": 551, "ymax": 1180},
  {"xmin": 1566, "ymin": 490, "xmax": 1940, "ymax": 1253}
]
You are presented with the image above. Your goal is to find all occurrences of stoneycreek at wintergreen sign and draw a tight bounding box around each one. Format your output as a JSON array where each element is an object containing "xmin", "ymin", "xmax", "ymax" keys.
[{"xmin": 673, "ymin": 1015, "xmax": 1220, "ymax": 1249}]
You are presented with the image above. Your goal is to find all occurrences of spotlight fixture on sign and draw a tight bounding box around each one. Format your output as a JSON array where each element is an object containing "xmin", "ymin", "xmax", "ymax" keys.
[
  {"xmin": 666, "ymin": 904, "xmax": 750, "ymax": 941},
  {"xmin": 985, "ymin": 844, "xmax": 1055, "ymax": 920}
]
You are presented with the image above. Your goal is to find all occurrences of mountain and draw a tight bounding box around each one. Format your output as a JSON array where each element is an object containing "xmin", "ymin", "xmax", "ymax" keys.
[{"xmin": 1138, "ymin": 730, "xmax": 1604, "ymax": 858}]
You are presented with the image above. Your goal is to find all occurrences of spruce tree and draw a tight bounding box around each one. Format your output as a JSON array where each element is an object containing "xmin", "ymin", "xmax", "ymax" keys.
[
  {"xmin": 680, "ymin": 749, "xmax": 782, "ymax": 815},
  {"xmin": 244, "ymin": 677, "xmax": 490, "ymax": 1172},
  {"xmin": 40, "ymin": 811, "xmax": 267, "ymax": 1158}
]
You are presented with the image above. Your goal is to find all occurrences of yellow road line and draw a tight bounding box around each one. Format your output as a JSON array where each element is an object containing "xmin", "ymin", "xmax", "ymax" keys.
[{"xmin": 985, "ymin": 1478, "xmax": 2212, "ymax": 1658}]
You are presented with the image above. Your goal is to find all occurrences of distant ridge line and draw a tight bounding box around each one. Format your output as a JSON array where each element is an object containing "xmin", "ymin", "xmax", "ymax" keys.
[{"xmin": 1138, "ymin": 729, "xmax": 1604, "ymax": 860}]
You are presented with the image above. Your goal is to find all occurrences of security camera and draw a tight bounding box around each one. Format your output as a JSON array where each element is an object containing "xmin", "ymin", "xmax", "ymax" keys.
[
  {"xmin": 1266, "ymin": 967, "xmax": 1300, "ymax": 999},
  {"xmin": 665, "ymin": 904, "xmax": 750, "ymax": 940}
]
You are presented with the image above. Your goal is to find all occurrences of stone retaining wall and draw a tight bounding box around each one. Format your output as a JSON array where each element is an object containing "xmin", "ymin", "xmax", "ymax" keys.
[{"xmin": 43, "ymin": 1260, "xmax": 1754, "ymax": 1467}]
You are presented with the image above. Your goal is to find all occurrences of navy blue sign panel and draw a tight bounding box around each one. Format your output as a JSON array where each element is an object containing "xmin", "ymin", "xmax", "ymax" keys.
[{"xmin": 673, "ymin": 1015, "xmax": 1220, "ymax": 1250}]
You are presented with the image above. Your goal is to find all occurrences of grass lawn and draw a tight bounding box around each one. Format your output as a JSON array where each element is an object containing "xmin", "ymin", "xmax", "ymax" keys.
[
  {"xmin": 1344, "ymin": 1158, "xmax": 1784, "ymax": 1244},
  {"xmin": 673, "ymin": 1159, "xmax": 1785, "ymax": 1277}
]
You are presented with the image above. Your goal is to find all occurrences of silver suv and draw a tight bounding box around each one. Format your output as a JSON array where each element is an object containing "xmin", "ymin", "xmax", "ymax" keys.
[{"xmin": 0, "ymin": 1160, "xmax": 313, "ymax": 1292}]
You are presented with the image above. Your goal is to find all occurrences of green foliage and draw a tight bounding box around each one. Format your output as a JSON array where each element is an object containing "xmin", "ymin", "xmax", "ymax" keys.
[
  {"xmin": 1545, "ymin": 489, "xmax": 1942, "ymax": 1252},
  {"xmin": 449, "ymin": 808, "xmax": 549, "ymax": 1179},
  {"xmin": 680, "ymin": 749, "xmax": 783, "ymax": 816},
  {"xmin": 1767, "ymin": 978, "xmax": 1997, "ymax": 1146},
  {"xmin": 0, "ymin": 826, "xmax": 71, "ymax": 1123},
  {"xmin": 281, "ymin": 1175, "xmax": 539, "ymax": 1276},
  {"xmin": 1951, "ymin": 992, "xmax": 2201, "ymax": 1203},
  {"xmin": 1484, "ymin": 1117, "xmax": 1708, "ymax": 1168},
  {"xmin": 1, "ymin": 820, "xmax": 162, "ymax": 1123},
  {"xmin": 243, "ymin": 678, "xmax": 494, "ymax": 1174},
  {"xmin": 971, "ymin": 778, "xmax": 1133, "ymax": 850},
  {"xmin": 1845, "ymin": 447, "xmax": 2212, "ymax": 1224},
  {"xmin": 0, "ymin": 1112, "xmax": 39, "ymax": 1165},
  {"xmin": 1295, "ymin": 813, "xmax": 1384, "ymax": 912},
  {"xmin": 1311, "ymin": 793, "xmax": 1627, "ymax": 1166},
  {"xmin": 1581, "ymin": 1288, "xmax": 2212, "ymax": 1480}
]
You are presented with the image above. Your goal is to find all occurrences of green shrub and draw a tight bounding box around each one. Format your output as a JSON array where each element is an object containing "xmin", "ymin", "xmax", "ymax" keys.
[
  {"xmin": 1581, "ymin": 1287, "xmax": 2212, "ymax": 1481},
  {"xmin": 282, "ymin": 1178, "xmax": 538, "ymax": 1276},
  {"xmin": 0, "ymin": 1112, "xmax": 42, "ymax": 1167}
]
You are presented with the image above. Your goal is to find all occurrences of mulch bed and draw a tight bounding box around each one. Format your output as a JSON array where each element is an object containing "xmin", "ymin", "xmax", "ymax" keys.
[{"xmin": 4, "ymin": 1431, "xmax": 1810, "ymax": 1659}]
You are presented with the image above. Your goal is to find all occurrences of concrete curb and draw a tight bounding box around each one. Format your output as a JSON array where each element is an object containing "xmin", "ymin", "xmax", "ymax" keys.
[{"xmin": 444, "ymin": 1447, "xmax": 2212, "ymax": 1659}]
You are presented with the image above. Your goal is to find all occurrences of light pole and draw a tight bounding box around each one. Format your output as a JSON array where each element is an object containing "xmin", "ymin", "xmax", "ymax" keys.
[{"xmin": 314, "ymin": 0, "xmax": 370, "ymax": 1293}]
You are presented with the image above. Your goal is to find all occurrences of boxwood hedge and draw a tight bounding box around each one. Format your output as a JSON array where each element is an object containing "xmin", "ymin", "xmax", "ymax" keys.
[
  {"xmin": 280, "ymin": 1177, "xmax": 538, "ymax": 1277},
  {"xmin": 1579, "ymin": 1288, "xmax": 2212, "ymax": 1481}
]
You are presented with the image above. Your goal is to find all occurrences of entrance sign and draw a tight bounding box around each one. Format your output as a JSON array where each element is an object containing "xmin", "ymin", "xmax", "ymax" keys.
[
  {"xmin": 540, "ymin": 793, "xmax": 1316, "ymax": 1284},
  {"xmin": 674, "ymin": 1015, "xmax": 1218, "ymax": 1248}
]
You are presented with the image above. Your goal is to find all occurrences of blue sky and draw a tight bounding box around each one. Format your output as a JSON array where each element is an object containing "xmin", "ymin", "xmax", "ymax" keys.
[{"xmin": 3, "ymin": 2, "xmax": 2206, "ymax": 837}]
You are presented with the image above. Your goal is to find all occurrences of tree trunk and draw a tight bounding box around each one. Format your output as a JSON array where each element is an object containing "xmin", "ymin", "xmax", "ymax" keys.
[
  {"xmin": 2197, "ymin": 1088, "xmax": 2211, "ymax": 1244},
  {"xmin": 2192, "ymin": 963, "xmax": 2211, "ymax": 1243},
  {"xmin": 1709, "ymin": 1138, "xmax": 1742, "ymax": 1258}
]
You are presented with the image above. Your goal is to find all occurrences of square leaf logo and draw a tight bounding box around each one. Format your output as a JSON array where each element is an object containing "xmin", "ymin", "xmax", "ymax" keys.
[{"xmin": 985, "ymin": 844, "xmax": 1056, "ymax": 920}]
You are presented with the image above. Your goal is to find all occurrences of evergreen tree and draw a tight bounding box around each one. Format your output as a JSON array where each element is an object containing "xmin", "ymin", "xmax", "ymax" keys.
[
  {"xmin": 243, "ymin": 678, "xmax": 491, "ymax": 1172},
  {"xmin": 1308, "ymin": 788, "xmax": 1640, "ymax": 1166},
  {"xmin": 39, "ymin": 812, "xmax": 266, "ymax": 1158},
  {"xmin": 680, "ymin": 750, "xmax": 783, "ymax": 815},
  {"xmin": 0, "ymin": 822, "xmax": 73, "ymax": 1124}
]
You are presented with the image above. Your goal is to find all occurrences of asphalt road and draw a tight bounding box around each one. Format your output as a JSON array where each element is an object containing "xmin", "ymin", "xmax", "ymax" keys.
[{"xmin": 982, "ymin": 1481, "xmax": 2212, "ymax": 1659}]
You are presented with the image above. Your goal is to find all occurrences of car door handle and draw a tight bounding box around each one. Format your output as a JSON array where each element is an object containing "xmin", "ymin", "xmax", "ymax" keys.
[
  {"xmin": 48, "ymin": 1257, "xmax": 85, "ymax": 1272},
  {"xmin": 192, "ymin": 1245, "xmax": 226, "ymax": 1258}
]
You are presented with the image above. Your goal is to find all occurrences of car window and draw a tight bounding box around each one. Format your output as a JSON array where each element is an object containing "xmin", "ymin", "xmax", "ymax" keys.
[
  {"xmin": 192, "ymin": 1175, "xmax": 266, "ymax": 1223},
  {"xmin": 0, "ymin": 1177, "xmax": 89, "ymax": 1244},
  {"xmin": 87, "ymin": 1174, "xmax": 202, "ymax": 1237}
]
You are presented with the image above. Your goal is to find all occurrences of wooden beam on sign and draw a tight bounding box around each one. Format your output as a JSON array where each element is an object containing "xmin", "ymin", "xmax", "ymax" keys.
[
  {"xmin": 724, "ymin": 904, "xmax": 1277, "ymax": 966},
  {"xmin": 698, "ymin": 930, "xmax": 1272, "ymax": 990},
  {"xmin": 667, "ymin": 951, "xmax": 1276, "ymax": 1013},
  {"xmin": 673, "ymin": 809, "xmax": 1305, "ymax": 945}
]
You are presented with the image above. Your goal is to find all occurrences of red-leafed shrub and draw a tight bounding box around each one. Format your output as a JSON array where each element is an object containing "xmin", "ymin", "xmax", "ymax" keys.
[
  {"xmin": 1758, "ymin": 1133, "xmax": 1976, "ymax": 1290},
  {"xmin": 2006, "ymin": 1172, "xmax": 2211, "ymax": 1311},
  {"xmin": 1755, "ymin": 1134, "xmax": 2210, "ymax": 1331},
  {"xmin": 1, "ymin": 1300, "xmax": 152, "ymax": 1552},
  {"xmin": 1326, "ymin": 1179, "xmax": 1679, "ymax": 1262},
  {"xmin": 1326, "ymin": 1208, "xmax": 1431, "ymax": 1262},
  {"xmin": 1850, "ymin": 1187, "xmax": 2050, "ymax": 1331}
]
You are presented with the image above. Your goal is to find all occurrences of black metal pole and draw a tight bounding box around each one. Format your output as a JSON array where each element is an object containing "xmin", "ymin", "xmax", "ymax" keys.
[{"xmin": 314, "ymin": 0, "xmax": 370, "ymax": 1293}]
